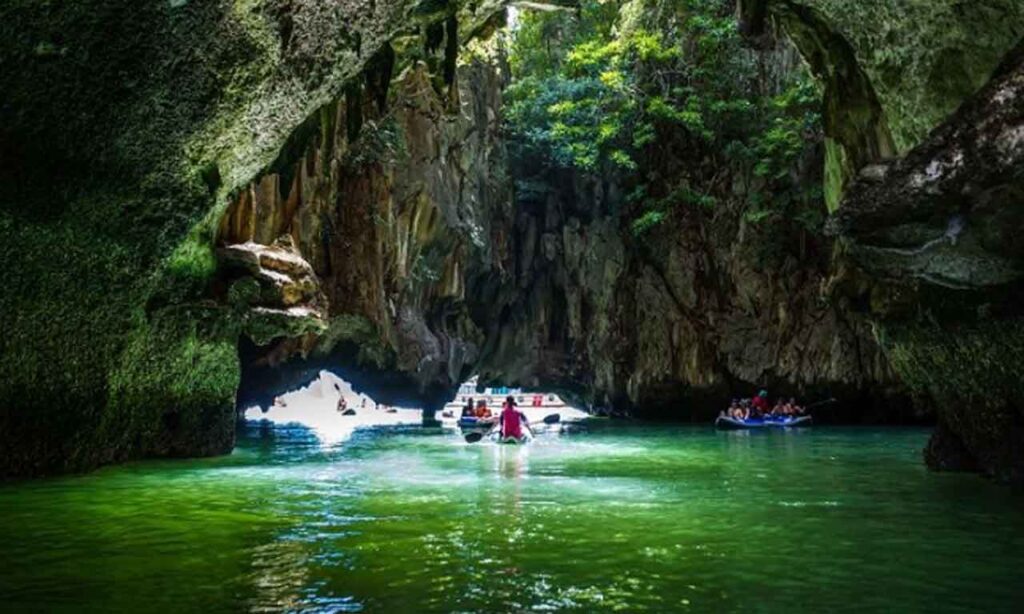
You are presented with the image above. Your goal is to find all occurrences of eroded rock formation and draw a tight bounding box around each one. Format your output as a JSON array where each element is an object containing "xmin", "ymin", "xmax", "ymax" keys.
[
  {"xmin": 475, "ymin": 141, "xmax": 902, "ymax": 419},
  {"xmin": 741, "ymin": 0, "xmax": 1024, "ymax": 209},
  {"xmin": 219, "ymin": 45, "xmax": 514, "ymax": 412},
  {"xmin": 0, "ymin": 0, "xmax": 504, "ymax": 476},
  {"xmin": 827, "ymin": 40, "xmax": 1024, "ymax": 483},
  {"xmin": 1, "ymin": 0, "xmax": 1023, "ymax": 482}
]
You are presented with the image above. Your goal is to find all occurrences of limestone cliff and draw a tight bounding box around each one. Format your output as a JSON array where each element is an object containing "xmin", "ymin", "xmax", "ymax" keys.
[
  {"xmin": 476, "ymin": 120, "xmax": 902, "ymax": 420},
  {"xmin": 0, "ymin": 0, "xmax": 502, "ymax": 477},
  {"xmin": 739, "ymin": 0, "xmax": 1024, "ymax": 481},
  {"xmin": 218, "ymin": 47, "xmax": 513, "ymax": 412},
  {"xmin": 2, "ymin": 0, "xmax": 1023, "ymax": 484},
  {"xmin": 827, "ymin": 40, "xmax": 1024, "ymax": 482}
]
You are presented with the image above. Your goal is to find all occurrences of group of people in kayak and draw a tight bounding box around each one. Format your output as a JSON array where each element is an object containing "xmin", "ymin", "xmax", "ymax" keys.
[
  {"xmin": 724, "ymin": 390, "xmax": 806, "ymax": 421},
  {"xmin": 461, "ymin": 395, "xmax": 530, "ymax": 440}
]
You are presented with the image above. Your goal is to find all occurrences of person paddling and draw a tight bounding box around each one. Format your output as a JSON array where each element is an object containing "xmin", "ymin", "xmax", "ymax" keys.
[{"xmin": 500, "ymin": 395, "xmax": 530, "ymax": 441}]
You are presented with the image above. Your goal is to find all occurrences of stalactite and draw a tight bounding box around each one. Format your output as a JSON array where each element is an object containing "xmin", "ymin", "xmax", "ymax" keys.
[
  {"xmin": 364, "ymin": 43, "xmax": 396, "ymax": 114},
  {"xmin": 345, "ymin": 82, "xmax": 363, "ymax": 143},
  {"xmin": 443, "ymin": 14, "xmax": 458, "ymax": 87}
]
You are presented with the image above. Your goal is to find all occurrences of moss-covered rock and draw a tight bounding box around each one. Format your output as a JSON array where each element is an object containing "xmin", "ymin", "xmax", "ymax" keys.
[
  {"xmin": 0, "ymin": 0, "xmax": 445, "ymax": 477},
  {"xmin": 826, "ymin": 40, "xmax": 1024, "ymax": 483},
  {"xmin": 885, "ymin": 318, "xmax": 1024, "ymax": 483},
  {"xmin": 746, "ymin": 0, "xmax": 1024, "ymax": 208},
  {"xmin": 793, "ymin": 0, "xmax": 1024, "ymax": 153}
]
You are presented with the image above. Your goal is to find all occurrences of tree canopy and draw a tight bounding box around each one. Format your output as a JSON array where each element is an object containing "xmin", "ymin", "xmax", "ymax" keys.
[{"xmin": 505, "ymin": 0, "xmax": 823, "ymax": 235}]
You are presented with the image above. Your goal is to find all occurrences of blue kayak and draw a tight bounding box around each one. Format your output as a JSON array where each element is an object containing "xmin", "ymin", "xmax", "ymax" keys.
[
  {"xmin": 715, "ymin": 415, "xmax": 812, "ymax": 430},
  {"xmin": 457, "ymin": 416, "xmax": 496, "ymax": 430}
]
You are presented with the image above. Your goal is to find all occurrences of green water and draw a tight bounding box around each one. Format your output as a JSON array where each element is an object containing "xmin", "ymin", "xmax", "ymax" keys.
[{"xmin": 2, "ymin": 423, "xmax": 1023, "ymax": 612}]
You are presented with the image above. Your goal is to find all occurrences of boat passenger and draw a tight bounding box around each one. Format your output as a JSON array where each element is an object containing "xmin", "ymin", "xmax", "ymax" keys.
[
  {"xmin": 751, "ymin": 390, "xmax": 770, "ymax": 415},
  {"xmin": 500, "ymin": 396, "xmax": 529, "ymax": 439},
  {"xmin": 770, "ymin": 399, "xmax": 785, "ymax": 417},
  {"xmin": 462, "ymin": 398, "xmax": 476, "ymax": 418},
  {"xmin": 790, "ymin": 398, "xmax": 804, "ymax": 415},
  {"xmin": 475, "ymin": 399, "xmax": 492, "ymax": 419}
]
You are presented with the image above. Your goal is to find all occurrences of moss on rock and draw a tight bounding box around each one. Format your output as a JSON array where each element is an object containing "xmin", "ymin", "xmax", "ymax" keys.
[
  {"xmin": 760, "ymin": 0, "xmax": 1024, "ymax": 207},
  {"xmin": 0, "ymin": 0, "xmax": 437, "ymax": 477},
  {"xmin": 885, "ymin": 317, "xmax": 1024, "ymax": 483},
  {"xmin": 791, "ymin": 0, "xmax": 1024, "ymax": 153}
]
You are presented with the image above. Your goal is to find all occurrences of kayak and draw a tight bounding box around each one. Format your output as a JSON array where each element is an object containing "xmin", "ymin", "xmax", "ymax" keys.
[
  {"xmin": 497, "ymin": 435, "xmax": 529, "ymax": 445},
  {"xmin": 457, "ymin": 416, "xmax": 497, "ymax": 430},
  {"xmin": 715, "ymin": 415, "xmax": 813, "ymax": 430}
]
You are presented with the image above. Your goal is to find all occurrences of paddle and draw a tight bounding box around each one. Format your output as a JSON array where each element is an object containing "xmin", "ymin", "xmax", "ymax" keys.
[{"xmin": 463, "ymin": 413, "xmax": 560, "ymax": 443}]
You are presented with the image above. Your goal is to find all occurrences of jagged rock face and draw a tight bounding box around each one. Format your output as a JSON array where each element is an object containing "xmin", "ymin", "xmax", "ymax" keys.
[
  {"xmin": 734, "ymin": 1, "xmax": 1024, "ymax": 483},
  {"xmin": 826, "ymin": 41, "xmax": 1024, "ymax": 483},
  {"xmin": 829, "ymin": 41, "xmax": 1024, "ymax": 291},
  {"xmin": 0, "ymin": 0, "xmax": 495, "ymax": 477},
  {"xmin": 475, "ymin": 168, "xmax": 903, "ymax": 419},
  {"xmin": 219, "ymin": 54, "xmax": 513, "ymax": 411}
]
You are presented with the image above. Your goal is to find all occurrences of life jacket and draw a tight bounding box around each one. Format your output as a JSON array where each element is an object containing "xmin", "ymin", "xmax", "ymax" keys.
[{"xmin": 501, "ymin": 404, "xmax": 523, "ymax": 439}]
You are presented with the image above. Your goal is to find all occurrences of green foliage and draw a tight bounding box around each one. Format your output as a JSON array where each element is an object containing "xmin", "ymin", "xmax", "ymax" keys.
[
  {"xmin": 344, "ymin": 117, "xmax": 407, "ymax": 167},
  {"xmin": 631, "ymin": 210, "xmax": 665, "ymax": 235},
  {"xmin": 506, "ymin": 0, "xmax": 823, "ymax": 234},
  {"xmin": 750, "ymin": 79, "xmax": 821, "ymax": 180}
]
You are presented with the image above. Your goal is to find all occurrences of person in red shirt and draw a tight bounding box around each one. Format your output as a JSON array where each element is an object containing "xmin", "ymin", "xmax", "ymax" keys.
[
  {"xmin": 500, "ymin": 396, "xmax": 530, "ymax": 440},
  {"xmin": 751, "ymin": 390, "xmax": 770, "ymax": 415}
]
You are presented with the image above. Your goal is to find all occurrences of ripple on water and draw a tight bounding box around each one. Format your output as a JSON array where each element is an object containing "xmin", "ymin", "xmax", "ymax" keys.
[{"xmin": 2, "ymin": 424, "xmax": 1024, "ymax": 612}]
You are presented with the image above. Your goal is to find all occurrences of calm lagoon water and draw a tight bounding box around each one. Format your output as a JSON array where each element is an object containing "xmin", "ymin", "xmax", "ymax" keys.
[{"xmin": 1, "ymin": 422, "xmax": 1022, "ymax": 612}]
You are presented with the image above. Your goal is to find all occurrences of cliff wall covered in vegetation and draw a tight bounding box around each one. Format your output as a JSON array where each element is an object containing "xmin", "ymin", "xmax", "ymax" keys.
[{"xmin": 1, "ymin": 0, "xmax": 1022, "ymax": 481}]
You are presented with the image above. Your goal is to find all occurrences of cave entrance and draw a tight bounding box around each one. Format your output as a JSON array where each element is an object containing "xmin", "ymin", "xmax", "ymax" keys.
[{"xmin": 243, "ymin": 370, "xmax": 425, "ymax": 443}]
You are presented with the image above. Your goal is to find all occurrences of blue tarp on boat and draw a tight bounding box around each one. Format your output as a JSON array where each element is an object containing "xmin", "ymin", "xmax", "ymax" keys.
[{"xmin": 715, "ymin": 415, "xmax": 813, "ymax": 430}]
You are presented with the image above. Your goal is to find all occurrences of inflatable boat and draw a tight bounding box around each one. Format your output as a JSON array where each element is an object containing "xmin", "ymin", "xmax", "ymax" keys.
[{"xmin": 715, "ymin": 415, "xmax": 813, "ymax": 430}]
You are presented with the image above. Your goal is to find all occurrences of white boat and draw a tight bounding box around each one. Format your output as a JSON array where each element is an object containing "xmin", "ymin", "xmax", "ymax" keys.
[{"xmin": 443, "ymin": 377, "xmax": 571, "ymax": 415}]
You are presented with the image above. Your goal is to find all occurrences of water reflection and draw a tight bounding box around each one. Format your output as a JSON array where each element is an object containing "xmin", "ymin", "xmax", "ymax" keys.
[{"xmin": 3, "ymin": 424, "xmax": 1024, "ymax": 612}]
